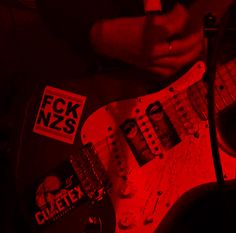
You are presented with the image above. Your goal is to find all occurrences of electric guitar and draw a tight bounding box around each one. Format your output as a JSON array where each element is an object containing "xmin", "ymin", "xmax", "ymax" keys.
[
  {"xmin": 17, "ymin": 56, "xmax": 236, "ymax": 233},
  {"xmin": 78, "ymin": 59, "xmax": 236, "ymax": 233},
  {"xmin": 81, "ymin": 59, "xmax": 236, "ymax": 233}
]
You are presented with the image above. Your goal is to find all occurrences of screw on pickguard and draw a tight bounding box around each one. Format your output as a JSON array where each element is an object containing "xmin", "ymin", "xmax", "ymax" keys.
[
  {"xmin": 146, "ymin": 101, "xmax": 180, "ymax": 150},
  {"xmin": 118, "ymin": 210, "xmax": 137, "ymax": 230},
  {"xmin": 70, "ymin": 143, "xmax": 111, "ymax": 201}
]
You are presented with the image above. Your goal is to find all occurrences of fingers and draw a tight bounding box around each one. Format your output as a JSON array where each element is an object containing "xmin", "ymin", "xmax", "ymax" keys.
[
  {"xmin": 137, "ymin": 3, "xmax": 204, "ymax": 78},
  {"xmin": 147, "ymin": 39, "xmax": 203, "ymax": 77},
  {"xmin": 150, "ymin": 31, "xmax": 203, "ymax": 59},
  {"xmin": 158, "ymin": 41, "xmax": 202, "ymax": 67},
  {"xmin": 148, "ymin": 3, "xmax": 189, "ymax": 38},
  {"xmin": 162, "ymin": 3, "xmax": 189, "ymax": 37}
]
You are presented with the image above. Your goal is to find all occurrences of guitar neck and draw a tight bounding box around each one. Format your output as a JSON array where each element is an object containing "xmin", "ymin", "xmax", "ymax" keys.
[{"xmin": 187, "ymin": 58, "xmax": 236, "ymax": 121}]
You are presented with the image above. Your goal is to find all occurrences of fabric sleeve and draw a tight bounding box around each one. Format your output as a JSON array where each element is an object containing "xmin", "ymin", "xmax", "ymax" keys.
[{"xmin": 36, "ymin": 0, "xmax": 120, "ymax": 64}]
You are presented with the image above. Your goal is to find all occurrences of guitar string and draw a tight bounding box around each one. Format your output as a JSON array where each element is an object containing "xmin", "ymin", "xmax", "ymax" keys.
[
  {"xmin": 217, "ymin": 68, "xmax": 236, "ymax": 101},
  {"xmin": 83, "ymin": 67, "xmax": 236, "ymax": 160},
  {"xmin": 138, "ymin": 59, "xmax": 236, "ymax": 215},
  {"xmin": 220, "ymin": 61, "xmax": 236, "ymax": 109},
  {"xmin": 215, "ymin": 65, "xmax": 235, "ymax": 104},
  {"xmin": 82, "ymin": 70, "xmax": 234, "ymax": 163},
  {"xmin": 143, "ymin": 129, "xmax": 193, "ymax": 221},
  {"xmin": 91, "ymin": 59, "xmax": 236, "ymax": 224},
  {"xmin": 84, "ymin": 58, "xmax": 236, "ymax": 152},
  {"xmin": 140, "ymin": 145, "xmax": 178, "ymax": 219},
  {"xmin": 223, "ymin": 59, "xmax": 236, "ymax": 90},
  {"xmin": 81, "ymin": 112, "xmax": 185, "ymax": 218},
  {"xmin": 212, "ymin": 66, "xmax": 230, "ymax": 108},
  {"xmin": 216, "ymin": 72, "xmax": 235, "ymax": 104},
  {"xmin": 84, "ymin": 90, "xmax": 201, "ymax": 158},
  {"xmin": 230, "ymin": 59, "xmax": 236, "ymax": 85}
]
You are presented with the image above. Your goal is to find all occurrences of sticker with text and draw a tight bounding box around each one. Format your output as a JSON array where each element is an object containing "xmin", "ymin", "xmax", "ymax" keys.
[
  {"xmin": 27, "ymin": 161, "xmax": 87, "ymax": 228},
  {"xmin": 33, "ymin": 86, "xmax": 86, "ymax": 144}
]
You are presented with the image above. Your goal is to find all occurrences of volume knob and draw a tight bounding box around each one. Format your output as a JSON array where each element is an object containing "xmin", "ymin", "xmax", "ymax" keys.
[
  {"xmin": 118, "ymin": 211, "xmax": 137, "ymax": 230},
  {"xmin": 119, "ymin": 180, "xmax": 136, "ymax": 198}
]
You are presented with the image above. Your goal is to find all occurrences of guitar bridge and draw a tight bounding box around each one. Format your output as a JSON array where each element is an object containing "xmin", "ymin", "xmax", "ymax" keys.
[{"xmin": 70, "ymin": 143, "xmax": 111, "ymax": 201}]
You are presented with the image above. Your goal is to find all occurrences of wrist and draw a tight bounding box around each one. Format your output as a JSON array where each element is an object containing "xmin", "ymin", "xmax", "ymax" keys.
[{"xmin": 89, "ymin": 17, "xmax": 146, "ymax": 62}]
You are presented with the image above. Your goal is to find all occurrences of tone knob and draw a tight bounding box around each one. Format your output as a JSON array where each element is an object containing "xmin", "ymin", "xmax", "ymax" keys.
[
  {"xmin": 118, "ymin": 211, "xmax": 137, "ymax": 230},
  {"xmin": 119, "ymin": 180, "xmax": 136, "ymax": 198},
  {"xmin": 144, "ymin": 214, "xmax": 154, "ymax": 225}
]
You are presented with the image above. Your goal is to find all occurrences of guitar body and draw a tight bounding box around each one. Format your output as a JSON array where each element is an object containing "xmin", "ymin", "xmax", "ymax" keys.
[{"xmin": 80, "ymin": 61, "xmax": 236, "ymax": 233}]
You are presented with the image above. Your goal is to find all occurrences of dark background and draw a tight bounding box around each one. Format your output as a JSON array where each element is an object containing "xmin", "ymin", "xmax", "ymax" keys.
[{"xmin": 1, "ymin": 1, "xmax": 236, "ymax": 233}]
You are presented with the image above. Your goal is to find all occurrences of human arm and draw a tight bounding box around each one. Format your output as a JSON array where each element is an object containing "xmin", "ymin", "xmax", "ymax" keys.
[
  {"xmin": 37, "ymin": 0, "xmax": 233, "ymax": 77},
  {"xmin": 90, "ymin": 3, "xmax": 203, "ymax": 77},
  {"xmin": 90, "ymin": 0, "xmax": 233, "ymax": 77}
]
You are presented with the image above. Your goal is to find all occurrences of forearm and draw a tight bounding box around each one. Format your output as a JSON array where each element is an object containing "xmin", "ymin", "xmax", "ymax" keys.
[
  {"xmin": 90, "ymin": 0, "xmax": 233, "ymax": 64},
  {"xmin": 90, "ymin": 16, "xmax": 147, "ymax": 66}
]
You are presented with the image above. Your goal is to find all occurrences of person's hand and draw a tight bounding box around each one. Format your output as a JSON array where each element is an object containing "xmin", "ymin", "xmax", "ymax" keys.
[
  {"xmin": 90, "ymin": 3, "xmax": 204, "ymax": 78},
  {"xmin": 140, "ymin": 3, "xmax": 204, "ymax": 77}
]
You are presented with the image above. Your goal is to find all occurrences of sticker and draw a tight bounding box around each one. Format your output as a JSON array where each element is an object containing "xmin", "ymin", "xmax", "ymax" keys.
[
  {"xmin": 27, "ymin": 161, "xmax": 87, "ymax": 228},
  {"xmin": 33, "ymin": 86, "xmax": 86, "ymax": 144}
]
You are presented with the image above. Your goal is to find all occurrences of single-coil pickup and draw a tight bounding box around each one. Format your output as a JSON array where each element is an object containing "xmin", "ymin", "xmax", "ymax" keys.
[
  {"xmin": 135, "ymin": 111, "xmax": 161, "ymax": 156},
  {"xmin": 146, "ymin": 101, "xmax": 180, "ymax": 150},
  {"xmin": 171, "ymin": 93, "xmax": 198, "ymax": 135},
  {"xmin": 120, "ymin": 119, "xmax": 158, "ymax": 167}
]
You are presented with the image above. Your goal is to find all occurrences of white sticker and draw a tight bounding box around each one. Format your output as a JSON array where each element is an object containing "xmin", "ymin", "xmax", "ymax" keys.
[{"xmin": 33, "ymin": 86, "xmax": 86, "ymax": 144}]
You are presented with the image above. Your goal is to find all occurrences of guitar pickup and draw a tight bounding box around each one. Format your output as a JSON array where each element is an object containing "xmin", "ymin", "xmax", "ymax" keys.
[
  {"xmin": 146, "ymin": 101, "xmax": 180, "ymax": 150},
  {"xmin": 120, "ymin": 119, "xmax": 156, "ymax": 166}
]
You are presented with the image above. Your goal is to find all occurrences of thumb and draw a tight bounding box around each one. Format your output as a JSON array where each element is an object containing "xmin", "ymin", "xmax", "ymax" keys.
[{"xmin": 152, "ymin": 3, "xmax": 189, "ymax": 38}]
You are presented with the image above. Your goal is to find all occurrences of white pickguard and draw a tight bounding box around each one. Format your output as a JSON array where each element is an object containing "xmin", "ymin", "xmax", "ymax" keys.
[{"xmin": 81, "ymin": 61, "xmax": 236, "ymax": 233}]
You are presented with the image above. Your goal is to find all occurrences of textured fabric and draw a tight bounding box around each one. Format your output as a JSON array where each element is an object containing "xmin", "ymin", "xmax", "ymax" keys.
[{"xmin": 36, "ymin": 0, "xmax": 145, "ymax": 65}]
